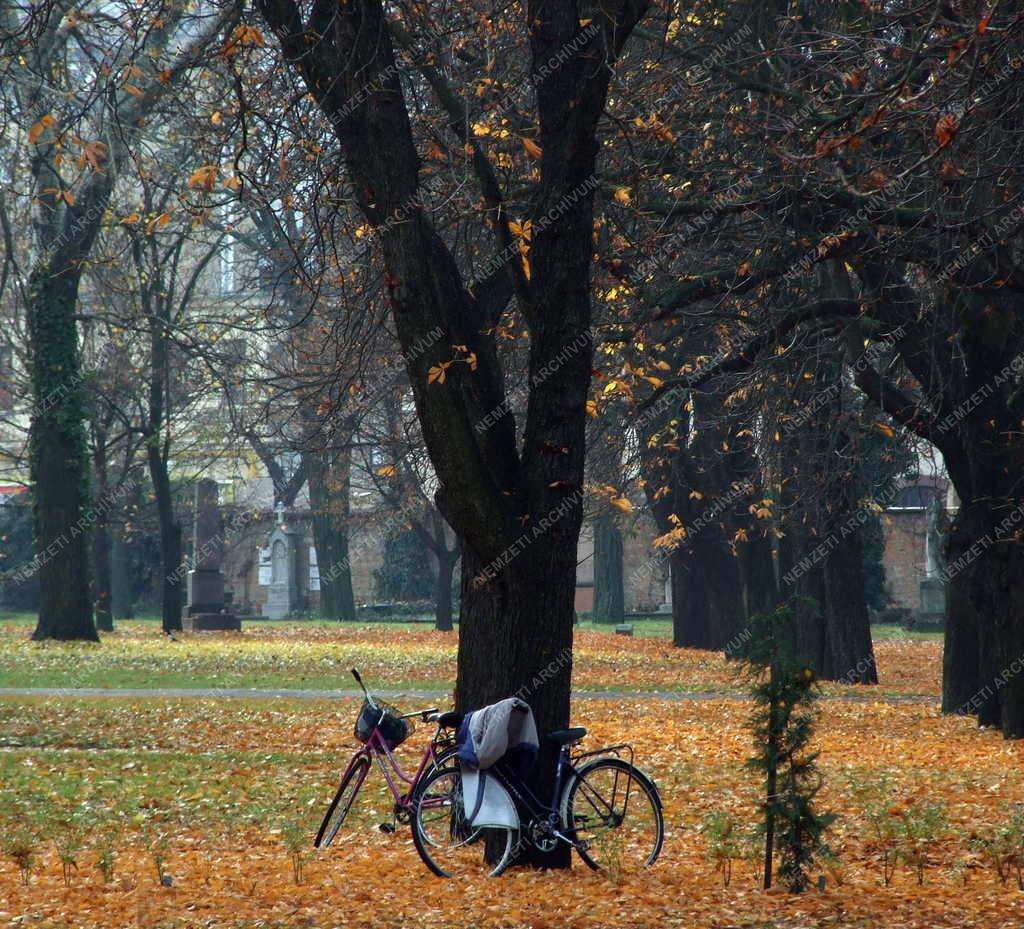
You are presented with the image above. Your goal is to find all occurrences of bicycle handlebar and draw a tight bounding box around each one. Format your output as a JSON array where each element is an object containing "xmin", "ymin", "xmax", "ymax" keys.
[
  {"xmin": 399, "ymin": 707, "xmax": 439, "ymax": 721},
  {"xmin": 350, "ymin": 669, "xmax": 443, "ymax": 723}
]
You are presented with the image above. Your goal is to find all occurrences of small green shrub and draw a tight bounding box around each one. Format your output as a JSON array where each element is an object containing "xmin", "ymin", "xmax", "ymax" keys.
[
  {"xmin": 54, "ymin": 832, "xmax": 82, "ymax": 886},
  {"xmin": 282, "ymin": 822, "xmax": 306, "ymax": 885},
  {"xmin": 701, "ymin": 811, "xmax": 754, "ymax": 887},
  {"xmin": 95, "ymin": 831, "xmax": 118, "ymax": 883},
  {"xmin": 142, "ymin": 830, "xmax": 170, "ymax": 885},
  {"xmin": 3, "ymin": 829, "xmax": 38, "ymax": 886},
  {"xmin": 895, "ymin": 802, "xmax": 946, "ymax": 886},
  {"xmin": 969, "ymin": 808, "xmax": 1024, "ymax": 889}
]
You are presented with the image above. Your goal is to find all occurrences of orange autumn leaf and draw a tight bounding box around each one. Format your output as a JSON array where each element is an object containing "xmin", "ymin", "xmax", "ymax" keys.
[
  {"xmin": 935, "ymin": 114, "xmax": 958, "ymax": 147},
  {"xmin": 521, "ymin": 137, "xmax": 542, "ymax": 159},
  {"xmin": 27, "ymin": 113, "xmax": 56, "ymax": 144},
  {"xmin": 145, "ymin": 212, "xmax": 171, "ymax": 234},
  {"xmin": 187, "ymin": 165, "xmax": 218, "ymax": 191},
  {"xmin": 75, "ymin": 139, "xmax": 107, "ymax": 171},
  {"xmin": 610, "ymin": 495, "xmax": 634, "ymax": 513}
]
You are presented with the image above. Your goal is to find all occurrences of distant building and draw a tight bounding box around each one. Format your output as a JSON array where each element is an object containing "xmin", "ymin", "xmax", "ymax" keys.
[{"xmin": 881, "ymin": 475, "xmax": 953, "ymax": 623}]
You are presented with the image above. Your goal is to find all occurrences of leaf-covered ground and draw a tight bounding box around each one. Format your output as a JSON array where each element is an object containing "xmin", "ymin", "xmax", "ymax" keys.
[
  {"xmin": 1, "ymin": 691, "xmax": 1022, "ymax": 929},
  {"xmin": 0, "ymin": 620, "xmax": 943, "ymax": 697}
]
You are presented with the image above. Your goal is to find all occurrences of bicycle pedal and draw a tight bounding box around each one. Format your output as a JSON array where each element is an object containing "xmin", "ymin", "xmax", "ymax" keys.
[{"xmin": 377, "ymin": 822, "xmax": 396, "ymax": 834}]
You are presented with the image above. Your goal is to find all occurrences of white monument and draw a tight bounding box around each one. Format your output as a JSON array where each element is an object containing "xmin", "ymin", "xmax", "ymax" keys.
[{"xmin": 263, "ymin": 502, "xmax": 299, "ymax": 619}]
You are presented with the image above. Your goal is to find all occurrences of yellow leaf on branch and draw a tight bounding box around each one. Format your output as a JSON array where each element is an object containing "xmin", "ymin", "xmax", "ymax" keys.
[{"xmin": 610, "ymin": 496, "xmax": 634, "ymax": 514}]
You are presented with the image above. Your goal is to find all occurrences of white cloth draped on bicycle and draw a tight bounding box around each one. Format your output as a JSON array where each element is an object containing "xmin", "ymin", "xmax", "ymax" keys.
[
  {"xmin": 455, "ymin": 696, "xmax": 539, "ymax": 771},
  {"xmin": 459, "ymin": 767, "xmax": 519, "ymax": 829}
]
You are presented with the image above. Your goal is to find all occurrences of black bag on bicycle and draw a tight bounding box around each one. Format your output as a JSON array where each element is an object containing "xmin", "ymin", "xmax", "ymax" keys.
[{"xmin": 354, "ymin": 699, "xmax": 411, "ymax": 749}]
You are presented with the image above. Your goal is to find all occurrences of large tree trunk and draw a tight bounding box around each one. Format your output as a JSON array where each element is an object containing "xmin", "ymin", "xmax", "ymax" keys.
[
  {"xmin": 306, "ymin": 448, "xmax": 357, "ymax": 622},
  {"xmin": 666, "ymin": 548, "xmax": 710, "ymax": 648},
  {"xmin": 741, "ymin": 531, "xmax": 778, "ymax": 619},
  {"xmin": 27, "ymin": 266, "xmax": 96, "ymax": 641},
  {"xmin": 775, "ymin": 346, "xmax": 878, "ymax": 684},
  {"xmin": 147, "ymin": 446, "xmax": 182, "ymax": 633},
  {"xmin": 592, "ymin": 513, "xmax": 625, "ymax": 624},
  {"xmin": 942, "ymin": 559, "xmax": 982, "ymax": 716},
  {"xmin": 947, "ymin": 499, "xmax": 1024, "ymax": 736},
  {"xmin": 820, "ymin": 523, "xmax": 877, "ymax": 683},
  {"xmin": 258, "ymin": 0, "xmax": 648, "ymax": 868}
]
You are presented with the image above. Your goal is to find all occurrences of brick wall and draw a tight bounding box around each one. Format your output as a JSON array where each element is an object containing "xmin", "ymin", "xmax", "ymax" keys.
[{"xmin": 882, "ymin": 509, "xmax": 928, "ymax": 613}]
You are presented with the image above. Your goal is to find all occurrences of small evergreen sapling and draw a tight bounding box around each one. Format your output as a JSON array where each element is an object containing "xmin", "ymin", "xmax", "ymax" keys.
[{"xmin": 739, "ymin": 599, "xmax": 835, "ymax": 892}]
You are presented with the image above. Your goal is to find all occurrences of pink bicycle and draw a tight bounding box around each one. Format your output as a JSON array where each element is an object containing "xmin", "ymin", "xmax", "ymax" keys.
[{"xmin": 314, "ymin": 668, "xmax": 462, "ymax": 848}]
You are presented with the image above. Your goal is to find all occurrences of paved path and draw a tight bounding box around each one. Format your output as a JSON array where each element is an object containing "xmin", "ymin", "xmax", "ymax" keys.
[{"xmin": 0, "ymin": 686, "xmax": 934, "ymax": 705}]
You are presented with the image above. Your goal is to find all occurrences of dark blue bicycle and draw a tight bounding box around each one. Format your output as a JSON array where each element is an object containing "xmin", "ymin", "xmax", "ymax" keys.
[{"xmin": 411, "ymin": 726, "xmax": 664, "ymax": 877}]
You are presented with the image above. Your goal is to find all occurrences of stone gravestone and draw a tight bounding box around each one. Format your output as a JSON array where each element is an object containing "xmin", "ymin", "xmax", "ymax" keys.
[
  {"xmin": 263, "ymin": 503, "xmax": 298, "ymax": 619},
  {"xmin": 183, "ymin": 479, "xmax": 240, "ymax": 631},
  {"xmin": 918, "ymin": 494, "xmax": 947, "ymax": 630}
]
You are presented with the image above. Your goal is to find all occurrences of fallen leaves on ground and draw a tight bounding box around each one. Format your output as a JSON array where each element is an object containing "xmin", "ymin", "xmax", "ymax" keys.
[
  {"xmin": 0, "ymin": 621, "xmax": 943, "ymax": 697},
  {"xmin": 1, "ymin": 695, "xmax": 1021, "ymax": 928}
]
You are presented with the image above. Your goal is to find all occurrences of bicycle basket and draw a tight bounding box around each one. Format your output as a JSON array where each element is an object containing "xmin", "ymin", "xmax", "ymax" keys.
[{"xmin": 354, "ymin": 699, "xmax": 412, "ymax": 749}]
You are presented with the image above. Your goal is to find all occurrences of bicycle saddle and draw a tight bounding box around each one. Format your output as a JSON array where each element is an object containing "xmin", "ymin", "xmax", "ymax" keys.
[
  {"xmin": 545, "ymin": 727, "xmax": 586, "ymax": 746},
  {"xmin": 437, "ymin": 711, "xmax": 464, "ymax": 729}
]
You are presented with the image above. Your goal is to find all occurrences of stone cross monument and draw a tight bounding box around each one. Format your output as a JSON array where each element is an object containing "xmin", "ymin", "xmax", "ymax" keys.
[
  {"xmin": 263, "ymin": 503, "xmax": 298, "ymax": 619},
  {"xmin": 183, "ymin": 479, "xmax": 240, "ymax": 631}
]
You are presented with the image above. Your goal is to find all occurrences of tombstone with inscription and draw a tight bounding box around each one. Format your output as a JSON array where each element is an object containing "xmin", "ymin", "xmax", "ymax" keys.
[
  {"xmin": 263, "ymin": 502, "xmax": 299, "ymax": 619},
  {"xmin": 183, "ymin": 479, "xmax": 241, "ymax": 631},
  {"xmin": 656, "ymin": 571, "xmax": 673, "ymax": 614}
]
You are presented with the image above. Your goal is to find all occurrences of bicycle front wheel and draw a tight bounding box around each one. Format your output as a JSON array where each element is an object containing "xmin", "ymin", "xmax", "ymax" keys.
[
  {"xmin": 561, "ymin": 758, "xmax": 663, "ymax": 873},
  {"xmin": 411, "ymin": 764, "xmax": 517, "ymax": 878},
  {"xmin": 315, "ymin": 755, "xmax": 371, "ymax": 848}
]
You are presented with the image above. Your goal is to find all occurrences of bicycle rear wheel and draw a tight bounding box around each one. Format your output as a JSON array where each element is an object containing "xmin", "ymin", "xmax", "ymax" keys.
[
  {"xmin": 561, "ymin": 758, "xmax": 663, "ymax": 873},
  {"xmin": 411, "ymin": 764, "xmax": 517, "ymax": 877},
  {"xmin": 315, "ymin": 755, "xmax": 371, "ymax": 848}
]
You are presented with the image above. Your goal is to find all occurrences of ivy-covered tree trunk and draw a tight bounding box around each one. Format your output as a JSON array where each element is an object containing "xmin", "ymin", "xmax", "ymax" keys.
[
  {"xmin": 27, "ymin": 266, "xmax": 97, "ymax": 641},
  {"xmin": 592, "ymin": 513, "xmax": 625, "ymax": 623},
  {"xmin": 307, "ymin": 448, "xmax": 356, "ymax": 622}
]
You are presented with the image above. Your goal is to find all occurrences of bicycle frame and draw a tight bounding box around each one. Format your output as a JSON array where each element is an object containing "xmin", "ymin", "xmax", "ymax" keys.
[
  {"xmin": 485, "ymin": 743, "xmax": 634, "ymax": 848},
  {"xmin": 334, "ymin": 715, "xmax": 454, "ymax": 816}
]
